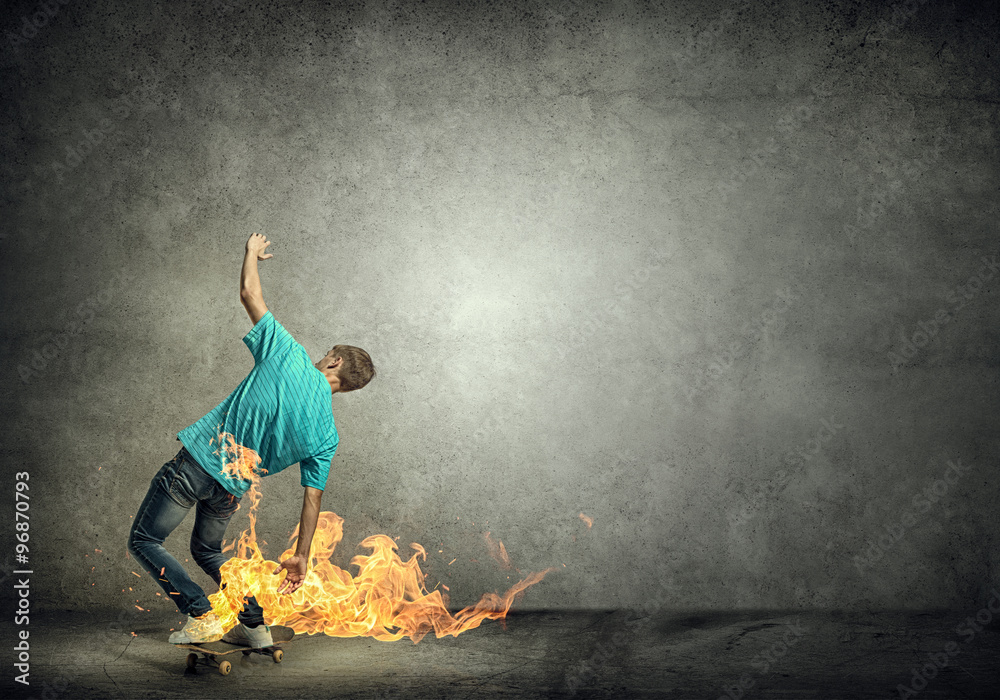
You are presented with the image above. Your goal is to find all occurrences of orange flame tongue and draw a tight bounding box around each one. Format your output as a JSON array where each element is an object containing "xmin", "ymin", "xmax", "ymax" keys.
[
  {"xmin": 207, "ymin": 433, "xmax": 554, "ymax": 643},
  {"xmin": 213, "ymin": 430, "xmax": 267, "ymax": 560}
]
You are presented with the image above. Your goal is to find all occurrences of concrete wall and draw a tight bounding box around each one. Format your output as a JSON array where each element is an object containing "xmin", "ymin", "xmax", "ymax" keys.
[{"xmin": 1, "ymin": 0, "xmax": 997, "ymax": 616}]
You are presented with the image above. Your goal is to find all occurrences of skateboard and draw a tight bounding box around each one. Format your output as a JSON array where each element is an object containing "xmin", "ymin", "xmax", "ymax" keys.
[{"xmin": 173, "ymin": 625, "xmax": 295, "ymax": 675}]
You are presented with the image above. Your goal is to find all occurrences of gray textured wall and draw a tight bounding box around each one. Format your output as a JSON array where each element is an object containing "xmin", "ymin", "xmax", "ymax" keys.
[{"xmin": 1, "ymin": 0, "xmax": 997, "ymax": 618}]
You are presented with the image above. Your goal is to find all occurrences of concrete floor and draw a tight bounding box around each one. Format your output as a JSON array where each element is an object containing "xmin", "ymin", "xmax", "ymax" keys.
[{"xmin": 8, "ymin": 609, "xmax": 1000, "ymax": 699}]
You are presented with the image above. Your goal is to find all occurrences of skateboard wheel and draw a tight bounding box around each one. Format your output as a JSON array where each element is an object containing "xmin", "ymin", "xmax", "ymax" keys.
[
  {"xmin": 272, "ymin": 649, "xmax": 283, "ymax": 664},
  {"xmin": 219, "ymin": 660, "xmax": 232, "ymax": 675},
  {"xmin": 186, "ymin": 653, "xmax": 198, "ymax": 669},
  {"xmin": 242, "ymin": 649, "xmax": 251, "ymax": 656}
]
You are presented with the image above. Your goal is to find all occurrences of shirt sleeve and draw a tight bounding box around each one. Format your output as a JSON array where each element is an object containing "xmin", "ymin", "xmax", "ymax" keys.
[
  {"xmin": 299, "ymin": 444, "xmax": 337, "ymax": 491},
  {"xmin": 242, "ymin": 311, "xmax": 294, "ymax": 365}
]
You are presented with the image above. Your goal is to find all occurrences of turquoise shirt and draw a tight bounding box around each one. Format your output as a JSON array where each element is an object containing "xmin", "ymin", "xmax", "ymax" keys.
[{"xmin": 177, "ymin": 311, "xmax": 338, "ymax": 497}]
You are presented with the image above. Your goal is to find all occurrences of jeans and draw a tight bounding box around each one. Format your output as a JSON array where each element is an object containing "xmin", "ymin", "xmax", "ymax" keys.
[{"xmin": 126, "ymin": 445, "xmax": 265, "ymax": 627}]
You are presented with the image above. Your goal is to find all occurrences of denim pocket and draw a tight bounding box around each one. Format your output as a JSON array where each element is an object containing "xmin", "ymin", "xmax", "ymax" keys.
[
  {"xmin": 204, "ymin": 488, "xmax": 240, "ymax": 520},
  {"xmin": 164, "ymin": 459, "xmax": 198, "ymax": 509},
  {"xmin": 153, "ymin": 453, "xmax": 181, "ymax": 492}
]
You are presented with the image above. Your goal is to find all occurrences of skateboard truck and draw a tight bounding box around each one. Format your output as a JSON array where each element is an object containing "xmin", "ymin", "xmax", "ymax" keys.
[
  {"xmin": 185, "ymin": 645, "xmax": 284, "ymax": 676},
  {"xmin": 175, "ymin": 625, "xmax": 294, "ymax": 676}
]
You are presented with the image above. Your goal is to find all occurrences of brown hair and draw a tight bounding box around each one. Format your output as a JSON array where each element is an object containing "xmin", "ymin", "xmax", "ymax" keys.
[{"xmin": 329, "ymin": 344, "xmax": 376, "ymax": 392}]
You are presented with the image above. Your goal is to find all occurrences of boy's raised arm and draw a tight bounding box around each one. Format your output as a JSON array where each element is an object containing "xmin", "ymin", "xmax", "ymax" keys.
[{"xmin": 240, "ymin": 232, "xmax": 272, "ymax": 324}]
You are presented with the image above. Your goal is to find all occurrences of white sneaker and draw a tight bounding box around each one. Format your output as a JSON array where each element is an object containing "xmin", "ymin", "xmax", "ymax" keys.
[
  {"xmin": 222, "ymin": 622, "xmax": 273, "ymax": 648},
  {"xmin": 168, "ymin": 611, "xmax": 223, "ymax": 644}
]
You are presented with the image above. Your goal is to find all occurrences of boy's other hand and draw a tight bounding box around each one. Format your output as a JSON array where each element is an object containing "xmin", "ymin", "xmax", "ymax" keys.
[
  {"xmin": 246, "ymin": 232, "xmax": 274, "ymax": 261},
  {"xmin": 273, "ymin": 554, "xmax": 307, "ymax": 595}
]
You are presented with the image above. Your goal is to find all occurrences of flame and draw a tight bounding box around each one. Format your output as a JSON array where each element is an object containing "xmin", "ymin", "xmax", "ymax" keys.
[
  {"xmin": 483, "ymin": 532, "xmax": 512, "ymax": 570},
  {"xmin": 213, "ymin": 430, "xmax": 268, "ymax": 561},
  {"xmin": 578, "ymin": 512, "xmax": 593, "ymax": 529},
  {"xmin": 206, "ymin": 433, "xmax": 554, "ymax": 643}
]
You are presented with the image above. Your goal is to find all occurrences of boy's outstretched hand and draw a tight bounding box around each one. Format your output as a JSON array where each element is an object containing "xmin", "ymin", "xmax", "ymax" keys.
[
  {"xmin": 273, "ymin": 554, "xmax": 308, "ymax": 595},
  {"xmin": 246, "ymin": 232, "xmax": 274, "ymax": 261}
]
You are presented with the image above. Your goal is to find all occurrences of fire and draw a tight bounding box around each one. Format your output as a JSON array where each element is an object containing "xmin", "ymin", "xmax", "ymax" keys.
[
  {"xmin": 206, "ymin": 433, "xmax": 554, "ymax": 643},
  {"xmin": 483, "ymin": 532, "xmax": 512, "ymax": 570},
  {"xmin": 211, "ymin": 430, "xmax": 268, "ymax": 561}
]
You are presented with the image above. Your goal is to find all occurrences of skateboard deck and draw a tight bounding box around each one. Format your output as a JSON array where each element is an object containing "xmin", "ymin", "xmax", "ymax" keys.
[{"xmin": 174, "ymin": 625, "xmax": 295, "ymax": 675}]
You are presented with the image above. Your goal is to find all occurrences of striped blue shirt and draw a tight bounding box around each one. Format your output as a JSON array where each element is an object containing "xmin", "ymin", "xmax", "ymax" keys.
[{"xmin": 177, "ymin": 310, "xmax": 338, "ymax": 497}]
